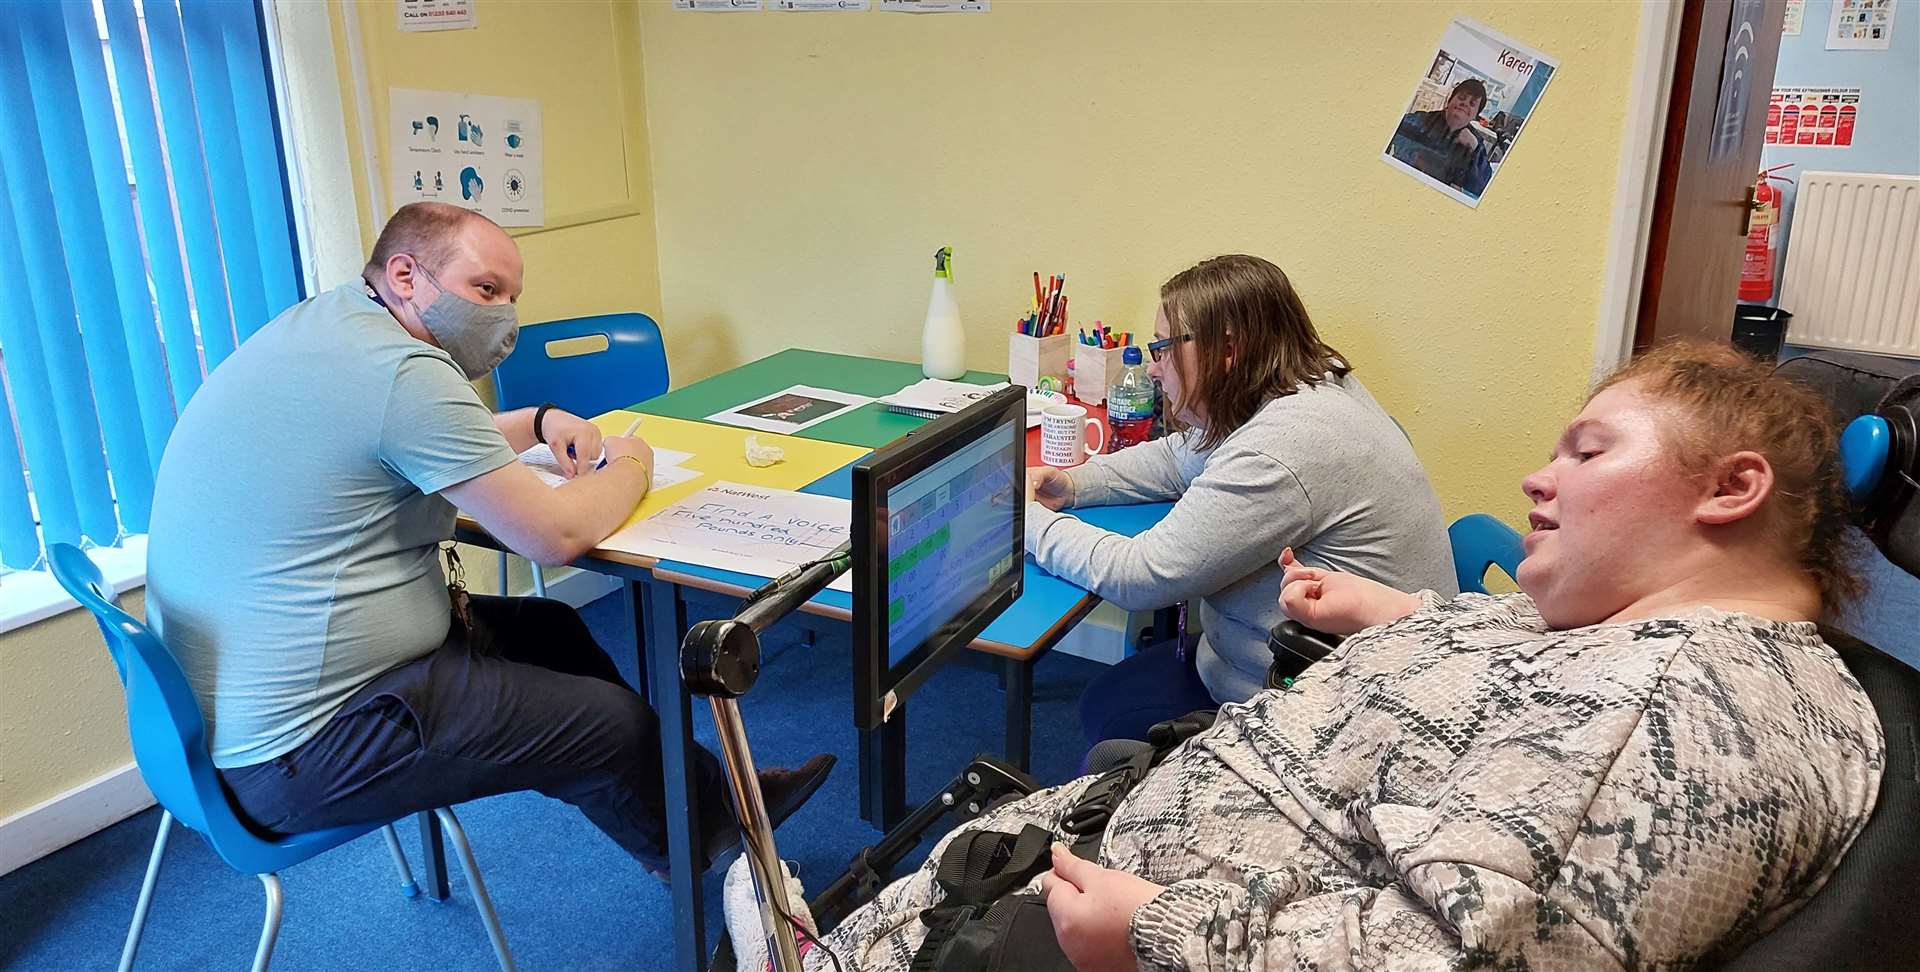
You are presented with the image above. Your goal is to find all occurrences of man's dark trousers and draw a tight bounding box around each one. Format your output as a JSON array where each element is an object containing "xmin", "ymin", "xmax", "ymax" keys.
[{"xmin": 221, "ymin": 595, "xmax": 729, "ymax": 872}]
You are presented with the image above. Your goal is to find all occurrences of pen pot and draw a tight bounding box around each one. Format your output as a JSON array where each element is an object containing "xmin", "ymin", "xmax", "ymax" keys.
[
  {"xmin": 1007, "ymin": 331, "xmax": 1069, "ymax": 391},
  {"xmin": 1072, "ymin": 344, "xmax": 1128, "ymax": 405}
]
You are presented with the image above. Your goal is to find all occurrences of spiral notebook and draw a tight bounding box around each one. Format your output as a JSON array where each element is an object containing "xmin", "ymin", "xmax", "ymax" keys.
[{"xmin": 881, "ymin": 378, "xmax": 1045, "ymax": 427}]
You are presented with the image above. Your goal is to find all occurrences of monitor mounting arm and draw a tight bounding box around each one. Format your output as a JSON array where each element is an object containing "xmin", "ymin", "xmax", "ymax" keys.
[{"xmin": 681, "ymin": 543, "xmax": 852, "ymax": 972}]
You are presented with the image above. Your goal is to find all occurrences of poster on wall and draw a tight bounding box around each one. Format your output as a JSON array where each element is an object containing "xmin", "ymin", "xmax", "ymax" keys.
[
  {"xmin": 1380, "ymin": 17, "xmax": 1559, "ymax": 208},
  {"xmin": 673, "ymin": 0, "xmax": 764, "ymax": 9},
  {"xmin": 389, "ymin": 88, "xmax": 544, "ymax": 227},
  {"xmin": 1827, "ymin": 0, "xmax": 1897, "ymax": 50},
  {"xmin": 397, "ymin": 0, "xmax": 474, "ymax": 32},
  {"xmin": 1784, "ymin": 0, "xmax": 1806, "ymax": 35},
  {"xmin": 1766, "ymin": 87, "xmax": 1863, "ymax": 146},
  {"xmin": 777, "ymin": 0, "xmax": 868, "ymax": 8}
]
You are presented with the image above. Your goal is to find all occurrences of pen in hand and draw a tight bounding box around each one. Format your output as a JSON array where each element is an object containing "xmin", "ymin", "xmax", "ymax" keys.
[{"xmin": 596, "ymin": 416, "xmax": 646, "ymax": 471}]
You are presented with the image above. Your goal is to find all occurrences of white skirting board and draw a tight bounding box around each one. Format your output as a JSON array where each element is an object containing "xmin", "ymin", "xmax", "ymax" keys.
[{"xmin": 0, "ymin": 762, "xmax": 154, "ymax": 878}]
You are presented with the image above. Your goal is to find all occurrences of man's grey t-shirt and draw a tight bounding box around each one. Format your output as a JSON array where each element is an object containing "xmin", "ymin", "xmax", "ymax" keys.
[{"xmin": 147, "ymin": 284, "xmax": 517, "ymax": 769}]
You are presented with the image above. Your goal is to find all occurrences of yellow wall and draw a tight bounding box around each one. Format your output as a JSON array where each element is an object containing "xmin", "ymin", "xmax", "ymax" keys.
[
  {"xmin": 0, "ymin": 595, "xmax": 143, "ymax": 820},
  {"xmin": 639, "ymin": 0, "xmax": 1642, "ymax": 522}
]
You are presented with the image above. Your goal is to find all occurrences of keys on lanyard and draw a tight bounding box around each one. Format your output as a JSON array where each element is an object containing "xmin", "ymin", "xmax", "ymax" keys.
[{"xmin": 442, "ymin": 542, "xmax": 472, "ymax": 630}]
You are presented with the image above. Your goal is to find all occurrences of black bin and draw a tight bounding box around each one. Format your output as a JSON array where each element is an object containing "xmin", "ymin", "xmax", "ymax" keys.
[{"xmin": 1733, "ymin": 304, "xmax": 1792, "ymax": 360}]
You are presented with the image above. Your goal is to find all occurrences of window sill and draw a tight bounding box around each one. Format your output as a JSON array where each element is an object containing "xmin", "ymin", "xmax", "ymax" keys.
[{"xmin": 0, "ymin": 536, "xmax": 147, "ymax": 636}]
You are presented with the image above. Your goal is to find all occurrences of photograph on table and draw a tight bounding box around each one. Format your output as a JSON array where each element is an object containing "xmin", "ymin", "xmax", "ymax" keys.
[
  {"xmin": 706, "ymin": 384, "xmax": 873, "ymax": 434},
  {"xmin": 1381, "ymin": 17, "xmax": 1559, "ymax": 208}
]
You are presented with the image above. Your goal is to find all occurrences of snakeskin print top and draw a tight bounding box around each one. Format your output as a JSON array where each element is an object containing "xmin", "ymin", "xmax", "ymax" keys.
[{"xmin": 1115, "ymin": 592, "xmax": 1885, "ymax": 970}]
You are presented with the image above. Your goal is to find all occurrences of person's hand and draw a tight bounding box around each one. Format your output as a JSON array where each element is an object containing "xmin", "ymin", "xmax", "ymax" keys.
[
  {"xmin": 1028, "ymin": 466, "xmax": 1075, "ymax": 511},
  {"xmin": 1454, "ymin": 127, "xmax": 1480, "ymax": 152},
  {"xmin": 541, "ymin": 410, "xmax": 605, "ymax": 478},
  {"xmin": 600, "ymin": 435, "xmax": 654, "ymax": 479},
  {"xmin": 1041, "ymin": 845, "xmax": 1164, "ymax": 972},
  {"xmin": 1277, "ymin": 547, "xmax": 1422, "ymax": 636}
]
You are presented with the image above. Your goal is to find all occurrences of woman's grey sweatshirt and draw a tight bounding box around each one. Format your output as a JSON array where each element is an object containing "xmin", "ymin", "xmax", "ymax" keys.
[{"xmin": 1025, "ymin": 373, "xmax": 1458, "ymax": 702}]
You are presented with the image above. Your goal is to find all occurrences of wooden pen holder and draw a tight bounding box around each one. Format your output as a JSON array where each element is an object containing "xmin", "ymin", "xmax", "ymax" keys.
[
  {"xmin": 1007, "ymin": 332, "xmax": 1069, "ymax": 390},
  {"xmin": 1072, "ymin": 344, "xmax": 1128, "ymax": 405}
]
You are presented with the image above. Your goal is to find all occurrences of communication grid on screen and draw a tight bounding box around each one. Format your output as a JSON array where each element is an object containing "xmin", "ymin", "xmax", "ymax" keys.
[{"xmin": 852, "ymin": 386, "xmax": 1025, "ymax": 730}]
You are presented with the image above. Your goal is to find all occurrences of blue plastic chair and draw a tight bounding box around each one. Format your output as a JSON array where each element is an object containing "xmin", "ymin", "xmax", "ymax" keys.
[
  {"xmin": 47, "ymin": 544, "xmax": 516, "ymax": 972},
  {"xmin": 491, "ymin": 313, "xmax": 670, "ymax": 596},
  {"xmin": 1448, "ymin": 513, "xmax": 1526, "ymax": 595}
]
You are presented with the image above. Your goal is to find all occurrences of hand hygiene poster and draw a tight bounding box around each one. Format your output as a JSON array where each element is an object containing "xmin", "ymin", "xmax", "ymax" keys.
[
  {"xmin": 389, "ymin": 88, "xmax": 544, "ymax": 227},
  {"xmin": 1381, "ymin": 17, "xmax": 1559, "ymax": 208}
]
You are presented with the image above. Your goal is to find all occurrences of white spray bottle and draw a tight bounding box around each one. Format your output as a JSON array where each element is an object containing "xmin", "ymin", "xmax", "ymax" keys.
[{"xmin": 921, "ymin": 246, "xmax": 965, "ymax": 380}]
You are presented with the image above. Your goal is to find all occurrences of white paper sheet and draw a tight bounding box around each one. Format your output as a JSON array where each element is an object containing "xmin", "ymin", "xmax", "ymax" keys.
[
  {"xmin": 705, "ymin": 385, "xmax": 873, "ymax": 435},
  {"xmin": 1826, "ymin": 0, "xmax": 1896, "ymax": 50},
  {"xmin": 601, "ymin": 481, "xmax": 854, "ymax": 591},
  {"xmin": 517, "ymin": 443, "xmax": 699, "ymax": 492}
]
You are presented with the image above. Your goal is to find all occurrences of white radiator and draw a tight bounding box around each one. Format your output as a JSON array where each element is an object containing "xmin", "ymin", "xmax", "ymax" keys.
[{"xmin": 1778, "ymin": 171, "xmax": 1920, "ymax": 358}]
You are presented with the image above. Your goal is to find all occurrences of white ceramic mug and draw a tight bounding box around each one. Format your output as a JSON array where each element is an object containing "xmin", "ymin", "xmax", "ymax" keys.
[{"xmin": 1040, "ymin": 403, "xmax": 1105, "ymax": 467}]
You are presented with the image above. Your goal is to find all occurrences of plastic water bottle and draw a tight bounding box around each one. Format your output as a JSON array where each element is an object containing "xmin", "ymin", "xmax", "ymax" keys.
[
  {"xmin": 921, "ymin": 246, "xmax": 965, "ymax": 380},
  {"xmin": 1106, "ymin": 345, "xmax": 1154, "ymax": 451}
]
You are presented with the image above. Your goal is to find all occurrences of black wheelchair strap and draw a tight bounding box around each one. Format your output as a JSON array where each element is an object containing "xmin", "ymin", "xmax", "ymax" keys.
[
  {"xmin": 910, "ymin": 710, "xmax": 1219, "ymax": 972},
  {"xmin": 1063, "ymin": 709, "xmax": 1217, "ymax": 862}
]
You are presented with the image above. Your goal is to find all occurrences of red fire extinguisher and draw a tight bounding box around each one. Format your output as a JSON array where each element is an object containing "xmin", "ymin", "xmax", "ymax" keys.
[{"xmin": 1740, "ymin": 164, "xmax": 1794, "ymax": 302}]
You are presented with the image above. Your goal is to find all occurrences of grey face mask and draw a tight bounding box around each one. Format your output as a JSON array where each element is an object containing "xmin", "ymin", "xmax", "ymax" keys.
[{"xmin": 409, "ymin": 261, "xmax": 519, "ymax": 379}]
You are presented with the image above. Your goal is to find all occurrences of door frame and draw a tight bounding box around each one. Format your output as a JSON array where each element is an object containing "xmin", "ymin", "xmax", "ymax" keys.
[{"xmin": 1590, "ymin": 1, "xmax": 1688, "ymax": 380}]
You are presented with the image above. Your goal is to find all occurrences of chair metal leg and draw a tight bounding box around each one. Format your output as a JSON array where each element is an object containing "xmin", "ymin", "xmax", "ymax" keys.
[
  {"xmin": 530, "ymin": 563, "xmax": 547, "ymax": 598},
  {"xmin": 434, "ymin": 807, "xmax": 518, "ymax": 972},
  {"xmin": 250, "ymin": 873, "xmax": 284, "ymax": 972},
  {"xmin": 382, "ymin": 824, "xmax": 420, "ymax": 898},
  {"xmin": 118, "ymin": 810, "xmax": 174, "ymax": 972}
]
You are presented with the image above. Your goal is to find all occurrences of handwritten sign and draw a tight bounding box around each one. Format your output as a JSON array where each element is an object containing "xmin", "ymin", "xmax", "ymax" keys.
[{"xmin": 602, "ymin": 482, "xmax": 855, "ymax": 590}]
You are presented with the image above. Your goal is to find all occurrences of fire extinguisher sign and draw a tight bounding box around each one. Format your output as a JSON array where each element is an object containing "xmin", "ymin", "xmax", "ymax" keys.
[{"xmin": 1765, "ymin": 86, "xmax": 1863, "ymax": 147}]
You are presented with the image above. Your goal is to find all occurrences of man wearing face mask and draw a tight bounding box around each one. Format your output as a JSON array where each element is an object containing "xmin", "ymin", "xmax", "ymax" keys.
[{"xmin": 145, "ymin": 203, "xmax": 834, "ymax": 880}]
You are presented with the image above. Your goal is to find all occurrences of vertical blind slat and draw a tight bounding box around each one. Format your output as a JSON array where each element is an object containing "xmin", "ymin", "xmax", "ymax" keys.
[
  {"xmin": 200, "ymin": 0, "xmax": 302, "ymax": 323},
  {"xmin": 102, "ymin": 0, "xmax": 204, "ymax": 409},
  {"xmin": 0, "ymin": 371, "xmax": 45, "ymax": 570},
  {"xmin": 178, "ymin": 0, "xmax": 269, "ymax": 343},
  {"xmin": 0, "ymin": 150, "xmax": 74, "ymax": 564},
  {"xmin": 61, "ymin": 0, "xmax": 176, "ymax": 517},
  {"xmin": 0, "ymin": 5, "xmax": 120, "ymax": 546},
  {"xmin": 140, "ymin": 0, "xmax": 238, "ymax": 372}
]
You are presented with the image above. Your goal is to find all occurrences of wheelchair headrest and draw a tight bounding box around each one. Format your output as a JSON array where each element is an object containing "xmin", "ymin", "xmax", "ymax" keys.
[{"xmin": 1777, "ymin": 356, "xmax": 1920, "ymax": 578}]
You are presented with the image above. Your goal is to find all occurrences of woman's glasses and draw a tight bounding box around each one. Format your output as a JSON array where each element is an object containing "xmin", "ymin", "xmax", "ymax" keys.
[{"xmin": 1146, "ymin": 333, "xmax": 1194, "ymax": 363}]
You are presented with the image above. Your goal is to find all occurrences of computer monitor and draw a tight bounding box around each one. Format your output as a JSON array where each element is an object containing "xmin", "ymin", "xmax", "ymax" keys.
[{"xmin": 851, "ymin": 385, "xmax": 1026, "ymax": 730}]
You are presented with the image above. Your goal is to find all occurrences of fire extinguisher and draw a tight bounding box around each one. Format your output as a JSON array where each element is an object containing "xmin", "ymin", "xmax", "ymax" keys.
[{"xmin": 1740, "ymin": 164, "xmax": 1794, "ymax": 302}]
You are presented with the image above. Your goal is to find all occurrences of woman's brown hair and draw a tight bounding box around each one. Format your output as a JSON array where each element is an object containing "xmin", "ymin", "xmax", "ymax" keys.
[
  {"xmin": 1594, "ymin": 341, "xmax": 1863, "ymax": 618},
  {"xmin": 1158, "ymin": 254, "xmax": 1350, "ymax": 450}
]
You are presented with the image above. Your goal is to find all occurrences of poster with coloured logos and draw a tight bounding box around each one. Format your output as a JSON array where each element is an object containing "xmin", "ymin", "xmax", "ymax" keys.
[
  {"xmin": 1765, "ymin": 87, "xmax": 1863, "ymax": 147},
  {"xmin": 1827, "ymin": 0, "xmax": 1897, "ymax": 50},
  {"xmin": 388, "ymin": 88, "xmax": 544, "ymax": 227}
]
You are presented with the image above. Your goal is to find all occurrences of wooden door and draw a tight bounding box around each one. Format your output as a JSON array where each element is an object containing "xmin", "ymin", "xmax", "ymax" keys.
[{"xmin": 1635, "ymin": 0, "xmax": 1788, "ymax": 349}]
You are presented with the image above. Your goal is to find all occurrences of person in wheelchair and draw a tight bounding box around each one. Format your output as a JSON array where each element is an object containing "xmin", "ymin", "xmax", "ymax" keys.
[{"xmin": 790, "ymin": 342, "xmax": 1883, "ymax": 970}]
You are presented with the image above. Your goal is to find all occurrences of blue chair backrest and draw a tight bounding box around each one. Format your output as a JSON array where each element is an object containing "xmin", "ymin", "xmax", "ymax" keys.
[
  {"xmin": 493, "ymin": 313, "xmax": 670, "ymax": 416},
  {"xmin": 1449, "ymin": 513, "xmax": 1525, "ymax": 595},
  {"xmin": 48, "ymin": 544, "xmax": 235, "ymax": 840}
]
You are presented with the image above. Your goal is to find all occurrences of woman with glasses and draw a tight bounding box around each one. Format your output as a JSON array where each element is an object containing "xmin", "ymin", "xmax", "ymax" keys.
[{"xmin": 1026, "ymin": 254, "xmax": 1456, "ymax": 747}]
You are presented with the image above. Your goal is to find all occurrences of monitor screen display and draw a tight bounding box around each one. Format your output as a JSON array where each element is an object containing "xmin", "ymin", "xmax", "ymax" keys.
[
  {"xmin": 882, "ymin": 419, "xmax": 1021, "ymax": 668},
  {"xmin": 852, "ymin": 386, "xmax": 1025, "ymax": 729}
]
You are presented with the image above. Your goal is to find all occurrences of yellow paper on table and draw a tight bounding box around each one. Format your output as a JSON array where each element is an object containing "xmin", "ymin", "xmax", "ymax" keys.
[{"xmin": 587, "ymin": 411, "xmax": 868, "ymax": 532}]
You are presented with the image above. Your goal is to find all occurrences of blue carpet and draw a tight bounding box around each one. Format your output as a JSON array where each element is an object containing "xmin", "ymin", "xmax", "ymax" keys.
[{"xmin": 0, "ymin": 591, "xmax": 1106, "ymax": 971}]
